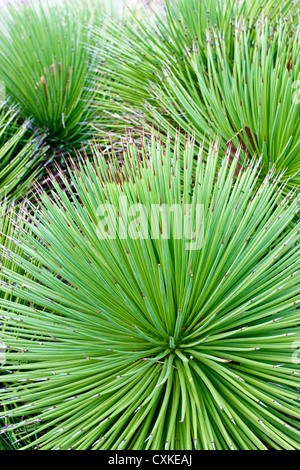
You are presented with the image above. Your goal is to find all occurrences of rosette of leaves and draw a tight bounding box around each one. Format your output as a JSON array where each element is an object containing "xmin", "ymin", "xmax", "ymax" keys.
[
  {"xmin": 0, "ymin": 0, "xmax": 119, "ymax": 154},
  {"xmin": 0, "ymin": 103, "xmax": 47, "ymax": 202},
  {"xmin": 0, "ymin": 136, "xmax": 299, "ymax": 450},
  {"xmin": 90, "ymin": 0, "xmax": 299, "ymax": 139},
  {"xmin": 152, "ymin": 18, "xmax": 300, "ymax": 190}
]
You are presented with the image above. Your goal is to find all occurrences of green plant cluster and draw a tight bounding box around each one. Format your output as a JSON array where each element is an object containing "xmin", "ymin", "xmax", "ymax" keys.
[
  {"xmin": 0, "ymin": 0, "xmax": 124, "ymax": 200},
  {"xmin": 0, "ymin": 0, "xmax": 299, "ymax": 451},
  {"xmin": 93, "ymin": 0, "xmax": 300, "ymax": 188}
]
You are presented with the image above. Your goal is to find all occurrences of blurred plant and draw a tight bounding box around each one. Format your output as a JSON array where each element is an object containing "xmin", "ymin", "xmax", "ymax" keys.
[
  {"xmin": 0, "ymin": 0, "xmax": 123, "ymax": 154},
  {"xmin": 152, "ymin": 18, "xmax": 300, "ymax": 190},
  {"xmin": 0, "ymin": 136, "xmax": 299, "ymax": 450},
  {"xmin": 90, "ymin": 0, "xmax": 299, "ymax": 141}
]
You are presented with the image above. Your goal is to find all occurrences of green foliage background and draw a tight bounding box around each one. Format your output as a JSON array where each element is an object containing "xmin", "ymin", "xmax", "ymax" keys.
[{"xmin": 0, "ymin": 0, "xmax": 299, "ymax": 450}]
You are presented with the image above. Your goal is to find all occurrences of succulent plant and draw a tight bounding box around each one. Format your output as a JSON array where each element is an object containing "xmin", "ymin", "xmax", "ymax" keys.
[
  {"xmin": 0, "ymin": 0, "xmax": 119, "ymax": 154},
  {"xmin": 151, "ymin": 18, "xmax": 300, "ymax": 191},
  {"xmin": 0, "ymin": 136, "xmax": 299, "ymax": 450},
  {"xmin": 90, "ymin": 0, "xmax": 299, "ymax": 149}
]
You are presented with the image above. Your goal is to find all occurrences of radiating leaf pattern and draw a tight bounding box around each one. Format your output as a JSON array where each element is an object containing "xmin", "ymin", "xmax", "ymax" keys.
[{"xmin": 0, "ymin": 137, "xmax": 299, "ymax": 449}]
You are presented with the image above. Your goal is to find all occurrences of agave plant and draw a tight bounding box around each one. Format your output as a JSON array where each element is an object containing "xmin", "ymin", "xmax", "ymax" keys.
[
  {"xmin": 151, "ymin": 18, "xmax": 300, "ymax": 190},
  {"xmin": 0, "ymin": 0, "xmax": 119, "ymax": 153},
  {"xmin": 0, "ymin": 136, "xmax": 299, "ymax": 450},
  {"xmin": 90, "ymin": 0, "xmax": 299, "ymax": 140},
  {"xmin": 0, "ymin": 103, "xmax": 47, "ymax": 202}
]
